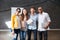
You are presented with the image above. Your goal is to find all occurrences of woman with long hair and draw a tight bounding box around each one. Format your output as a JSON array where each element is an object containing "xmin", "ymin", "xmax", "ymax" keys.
[{"xmin": 20, "ymin": 8, "xmax": 29, "ymax": 40}]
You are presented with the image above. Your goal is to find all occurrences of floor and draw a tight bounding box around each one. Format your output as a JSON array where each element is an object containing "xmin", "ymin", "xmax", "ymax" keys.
[{"xmin": 0, "ymin": 29, "xmax": 60, "ymax": 40}]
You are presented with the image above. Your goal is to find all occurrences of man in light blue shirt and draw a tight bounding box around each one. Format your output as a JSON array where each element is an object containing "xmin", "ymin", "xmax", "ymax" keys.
[
  {"xmin": 27, "ymin": 6, "xmax": 38, "ymax": 40},
  {"xmin": 28, "ymin": 13, "xmax": 37, "ymax": 30}
]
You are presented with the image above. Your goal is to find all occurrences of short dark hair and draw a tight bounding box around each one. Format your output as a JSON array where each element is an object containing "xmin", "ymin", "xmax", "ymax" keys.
[
  {"xmin": 16, "ymin": 8, "xmax": 21, "ymax": 12},
  {"xmin": 30, "ymin": 6, "xmax": 36, "ymax": 10}
]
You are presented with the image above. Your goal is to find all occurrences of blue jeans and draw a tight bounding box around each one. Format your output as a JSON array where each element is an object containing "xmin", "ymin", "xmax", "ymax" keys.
[
  {"xmin": 13, "ymin": 29, "xmax": 20, "ymax": 40},
  {"xmin": 27, "ymin": 29, "xmax": 37, "ymax": 40},
  {"xmin": 20, "ymin": 30, "xmax": 26, "ymax": 40},
  {"xmin": 39, "ymin": 31, "xmax": 48, "ymax": 40}
]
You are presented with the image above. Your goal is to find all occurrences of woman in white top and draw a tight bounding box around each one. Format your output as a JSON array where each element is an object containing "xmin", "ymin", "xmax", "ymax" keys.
[{"xmin": 20, "ymin": 8, "xmax": 29, "ymax": 40}]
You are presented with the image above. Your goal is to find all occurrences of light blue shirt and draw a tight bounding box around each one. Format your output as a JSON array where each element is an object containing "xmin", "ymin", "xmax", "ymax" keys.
[{"xmin": 28, "ymin": 13, "xmax": 38, "ymax": 30}]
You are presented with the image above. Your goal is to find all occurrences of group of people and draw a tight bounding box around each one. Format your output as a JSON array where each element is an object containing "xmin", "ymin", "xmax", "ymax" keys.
[{"xmin": 11, "ymin": 6, "xmax": 51, "ymax": 40}]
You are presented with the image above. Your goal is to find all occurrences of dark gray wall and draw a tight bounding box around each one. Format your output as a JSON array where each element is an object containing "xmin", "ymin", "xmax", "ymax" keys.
[{"xmin": 0, "ymin": 0, "xmax": 60, "ymax": 29}]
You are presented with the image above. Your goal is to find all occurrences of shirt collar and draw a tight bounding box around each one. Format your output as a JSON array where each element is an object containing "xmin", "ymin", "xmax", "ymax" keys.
[
  {"xmin": 30, "ymin": 13, "xmax": 36, "ymax": 16},
  {"xmin": 39, "ymin": 12, "xmax": 44, "ymax": 15}
]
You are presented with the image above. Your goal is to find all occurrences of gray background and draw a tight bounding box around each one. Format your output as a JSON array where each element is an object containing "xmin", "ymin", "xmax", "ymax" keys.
[{"xmin": 0, "ymin": 0, "xmax": 60, "ymax": 29}]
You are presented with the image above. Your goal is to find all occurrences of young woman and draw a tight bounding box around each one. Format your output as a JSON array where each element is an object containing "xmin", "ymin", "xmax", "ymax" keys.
[{"xmin": 20, "ymin": 8, "xmax": 29, "ymax": 40}]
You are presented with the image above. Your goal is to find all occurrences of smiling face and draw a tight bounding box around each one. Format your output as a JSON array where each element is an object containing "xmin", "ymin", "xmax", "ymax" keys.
[{"xmin": 23, "ymin": 9, "xmax": 27, "ymax": 16}]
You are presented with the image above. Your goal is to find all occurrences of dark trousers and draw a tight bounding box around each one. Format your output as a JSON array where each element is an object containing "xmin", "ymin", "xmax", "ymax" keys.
[
  {"xmin": 39, "ymin": 31, "xmax": 48, "ymax": 40},
  {"xmin": 27, "ymin": 29, "xmax": 37, "ymax": 40},
  {"xmin": 14, "ymin": 29, "xmax": 20, "ymax": 40}
]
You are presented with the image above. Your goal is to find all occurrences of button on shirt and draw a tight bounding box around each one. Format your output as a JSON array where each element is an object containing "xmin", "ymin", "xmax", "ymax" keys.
[
  {"xmin": 28, "ymin": 13, "xmax": 38, "ymax": 30},
  {"xmin": 38, "ymin": 12, "xmax": 51, "ymax": 31}
]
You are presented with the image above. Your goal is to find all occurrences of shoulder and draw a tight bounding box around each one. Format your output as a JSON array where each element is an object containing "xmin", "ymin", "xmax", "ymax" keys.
[
  {"xmin": 35, "ymin": 13, "xmax": 38, "ymax": 16},
  {"xmin": 43, "ymin": 12, "xmax": 49, "ymax": 16},
  {"xmin": 11, "ymin": 13, "xmax": 16, "ymax": 17},
  {"xmin": 37, "ymin": 13, "xmax": 39, "ymax": 16},
  {"xmin": 12, "ymin": 13, "xmax": 16, "ymax": 16}
]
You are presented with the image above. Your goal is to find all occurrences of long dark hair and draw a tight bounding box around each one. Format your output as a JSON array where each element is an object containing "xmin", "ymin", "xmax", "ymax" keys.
[{"xmin": 22, "ymin": 8, "xmax": 29, "ymax": 20}]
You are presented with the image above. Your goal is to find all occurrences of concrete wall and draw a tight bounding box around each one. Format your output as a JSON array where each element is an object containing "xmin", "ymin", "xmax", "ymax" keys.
[{"xmin": 0, "ymin": 0, "xmax": 60, "ymax": 29}]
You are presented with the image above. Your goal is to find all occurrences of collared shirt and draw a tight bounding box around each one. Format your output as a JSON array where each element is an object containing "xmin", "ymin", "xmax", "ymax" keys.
[
  {"xmin": 38, "ymin": 12, "xmax": 51, "ymax": 31},
  {"xmin": 28, "ymin": 13, "xmax": 38, "ymax": 30}
]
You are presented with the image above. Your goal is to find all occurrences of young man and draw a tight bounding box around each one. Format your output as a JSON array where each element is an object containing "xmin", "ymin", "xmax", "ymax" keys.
[
  {"xmin": 27, "ymin": 6, "xmax": 37, "ymax": 40},
  {"xmin": 11, "ymin": 8, "xmax": 21, "ymax": 40},
  {"xmin": 38, "ymin": 7, "xmax": 51, "ymax": 40}
]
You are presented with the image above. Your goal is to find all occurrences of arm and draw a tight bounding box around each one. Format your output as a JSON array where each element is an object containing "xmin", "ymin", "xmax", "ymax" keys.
[
  {"xmin": 11, "ymin": 15, "xmax": 14, "ymax": 30},
  {"xmin": 44, "ymin": 13, "xmax": 51, "ymax": 29},
  {"xmin": 44, "ymin": 21, "xmax": 51, "ymax": 29}
]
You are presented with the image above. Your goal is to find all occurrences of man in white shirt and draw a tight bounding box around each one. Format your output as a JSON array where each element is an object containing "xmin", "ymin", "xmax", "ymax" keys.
[{"xmin": 38, "ymin": 7, "xmax": 51, "ymax": 40}]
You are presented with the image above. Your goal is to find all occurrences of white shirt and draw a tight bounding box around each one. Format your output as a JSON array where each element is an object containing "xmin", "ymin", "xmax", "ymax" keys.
[{"xmin": 38, "ymin": 12, "xmax": 51, "ymax": 31}]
